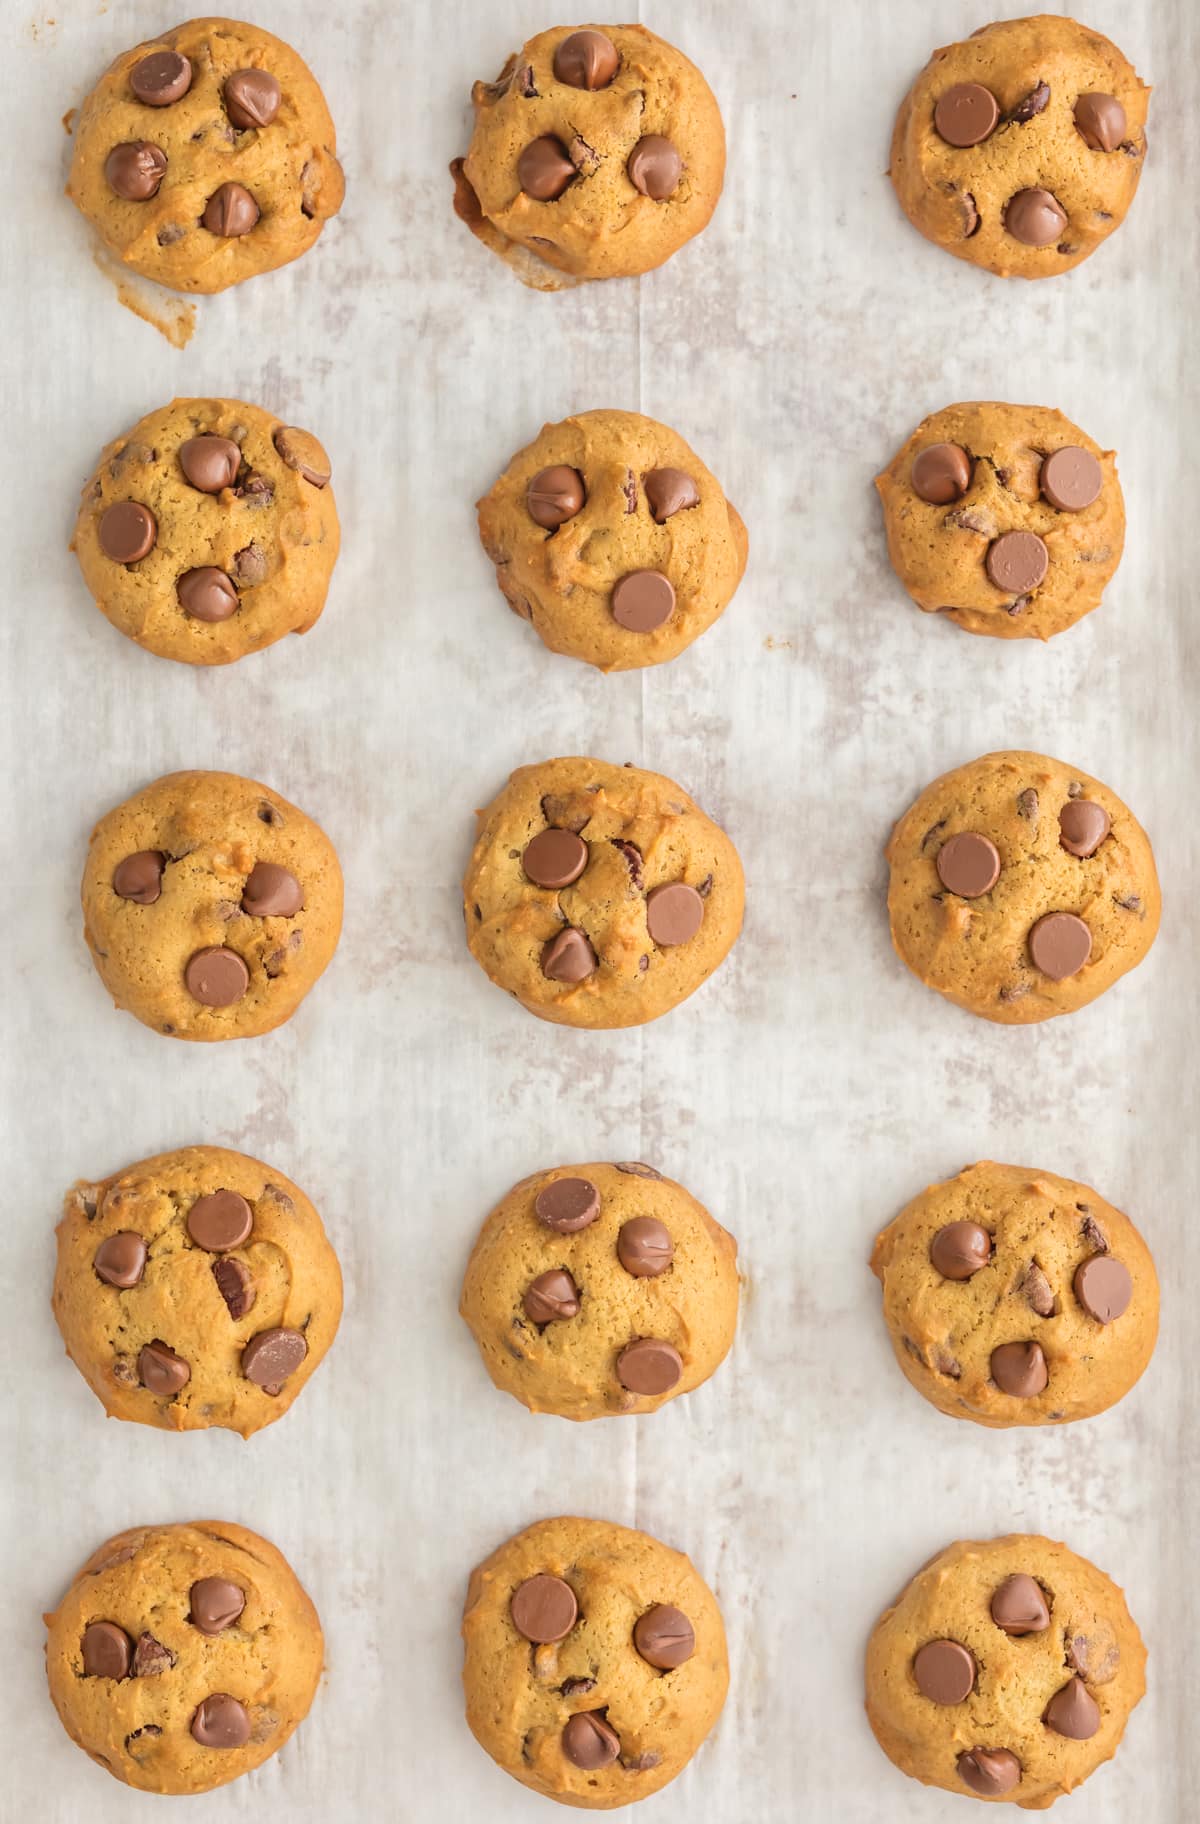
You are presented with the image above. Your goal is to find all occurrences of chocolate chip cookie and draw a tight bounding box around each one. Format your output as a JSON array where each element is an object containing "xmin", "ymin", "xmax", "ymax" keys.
[
  {"xmin": 75, "ymin": 398, "xmax": 338, "ymax": 665},
  {"xmin": 463, "ymin": 757, "xmax": 744, "ymax": 1029},
  {"xmin": 453, "ymin": 25, "xmax": 724, "ymax": 282},
  {"xmin": 45, "ymin": 1520, "xmax": 322, "ymax": 1793},
  {"xmin": 890, "ymin": 16, "xmax": 1149, "ymax": 279},
  {"xmin": 461, "ymin": 1161, "xmax": 738, "ymax": 1420},
  {"xmin": 478, "ymin": 410, "xmax": 747, "ymax": 670},
  {"xmin": 866, "ymin": 1535, "xmax": 1146, "ymax": 1809},
  {"xmin": 876, "ymin": 403, "xmax": 1123, "ymax": 640},
  {"xmin": 53, "ymin": 1145, "xmax": 342, "ymax": 1438},
  {"xmin": 886, "ymin": 751, "xmax": 1160, "ymax": 1023},
  {"xmin": 871, "ymin": 1162, "xmax": 1158, "ymax": 1428},
  {"xmin": 68, "ymin": 17, "xmax": 344, "ymax": 293},
  {"xmin": 463, "ymin": 1516, "xmax": 727, "ymax": 1808},
  {"xmin": 81, "ymin": 770, "xmax": 343, "ymax": 1041}
]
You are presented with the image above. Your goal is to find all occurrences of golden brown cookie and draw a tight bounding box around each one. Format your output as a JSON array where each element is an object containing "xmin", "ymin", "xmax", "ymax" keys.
[
  {"xmin": 53, "ymin": 1145, "xmax": 342, "ymax": 1437},
  {"xmin": 890, "ymin": 16, "xmax": 1149, "ymax": 279},
  {"xmin": 461, "ymin": 1160, "xmax": 738, "ymax": 1420},
  {"xmin": 886, "ymin": 751, "xmax": 1160, "ymax": 1024},
  {"xmin": 81, "ymin": 769, "xmax": 343, "ymax": 1041},
  {"xmin": 478, "ymin": 409, "xmax": 747, "ymax": 670},
  {"xmin": 866, "ymin": 1535, "xmax": 1146, "ymax": 1809},
  {"xmin": 871, "ymin": 1162, "xmax": 1158, "ymax": 1427},
  {"xmin": 67, "ymin": 17, "xmax": 344, "ymax": 293},
  {"xmin": 453, "ymin": 25, "xmax": 724, "ymax": 283},
  {"xmin": 74, "ymin": 397, "xmax": 338, "ymax": 666},
  {"xmin": 876, "ymin": 403, "xmax": 1123, "ymax": 640},
  {"xmin": 45, "ymin": 1520, "xmax": 322, "ymax": 1793},
  {"xmin": 463, "ymin": 1516, "xmax": 727, "ymax": 1809},
  {"xmin": 464, "ymin": 757, "xmax": 744, "ymax": 1029}
]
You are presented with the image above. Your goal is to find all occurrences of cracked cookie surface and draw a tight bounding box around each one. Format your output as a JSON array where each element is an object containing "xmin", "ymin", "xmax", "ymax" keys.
[
  {"xmin": 478, "ymin": 409, "xmax": 747, "ymax": 670},
  {"xmin": 866, "ymin": 1535, "xmax": 1146, "ymax": 1809},
  {"xmin": 53, "ymin": 1145, "xmax": 342, "ymax": 1437},
  {"xmin": 454, "ymin": 24, "xmax": 724, "ymax": 282},
  {"xmin": 890, "ymin": 15, "xmax": 1149, "ymax": 279},
  {"xmin": 871, "ymin": 1162, "xmax": 1158, "ymax": 1428},
  {"xmin": 75, "ymin": 397, "xmax": 338, "ymax": 665},
  {"xmin": 876, "ymin": 403, "xmax": 1123, "ymax": 640},
  {"xmin": 886, "ymin": 750, "xmax": 1159, "ymax": 1024},
  {"xmin": 463, "ymin": 757, "xmax": 744, "ymax": 1029},
  {"xmin": 463, "ymin": 1515, "xmax": 727, "ymax": 1809},
  {"xmin": 81, "ymin": 769, "xmax": 343, "ymax": 1041},
  {"xmin": 68, "ymin": 16, "xmax": 343, "ymax": 293},
  {"xmin": 45, "ymin": 1519, "xmax": 322, "ymax": 1793},
  {"xmin": 461, "ymin": 1161, "xmax": 738, "ymax": 1420}
]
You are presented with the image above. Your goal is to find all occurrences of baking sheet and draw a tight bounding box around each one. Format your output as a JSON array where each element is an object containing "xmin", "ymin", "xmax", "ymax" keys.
[{"xmin": 2, "ymin": 1, "xmax": 1196, "ymax": 1818}]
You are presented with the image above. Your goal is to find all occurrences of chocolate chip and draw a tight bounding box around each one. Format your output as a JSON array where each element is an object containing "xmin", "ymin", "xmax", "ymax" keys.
[
  {"xmin": 553, "ymin": 29, "xmax": 618, "ymax": 89},
  {"xmin": 541, "ymin": 928, "xmax": 597, "ymax": 983},
  {"xmin": 189, "ymin": 1577, "xmax": 245, "ymax": 1634},
  {"xmin": 645, "ymin": 881, "xmax": 704, "ymax": 946},
  {"xmin": 202, "ymin": 182, "xmax": 259, "ymax": 237},
  {"xmin": 105, "ymin": 141, "xmax": 167, "ymax": 200},
  {"xmin": 568, "ymin": 133, "xmax": 600, "ymax": 178},
  {"xmin": 644, "ymin": 468, "xmax": 699, "ymax": 523},
  {"xmin": 1023, "ymin": 1262, "xmax": 1055, "ymax": 1317},
  {"xmin": 526, "ymin": 465, "xmax": 585, "ymax": 529},
  {"xmin": 187, "ymin": 1189, "xmax": 253, "ymax": 1252},
  {"xmin": 986, "ymin": 530, "xmax": 1048, "ymax": 594},
  {"xmin": 991, "ymin": 1574, "xmax": 1050, "ymax": 1636},
  {"xmin": 241, "ymin": 862, "xmax": 304, "ymax": 917},
  {"xmin": 913, "ymin": 1639, "xmax": 976, "ymax": 1704},
  {"xmin": 623, "ymin": 470, "xmax": 638, "ymax": 513},
  {"xmin": 959, "ymin": 190, "xmax": 979, "ymax": 236},
  {"xmin": 518, "ymin": 136, "xmax": 575, "ymax": 200},
  {"xmin": 272, "ymin": 426, "xmax": 331, "ymax": 488},
  {"xmin": 1017, "ymin": 788, "xmax": 1039, "ymax": 822},
  {"xmin": 241, "ymin": 1327, "xmax": 307, "ymax": 1393},
  {"xmin": 178, "ymin": 567, "xmax": 239, "ymax": 622},
  {"xmin": 627, "ymin": 135, "xmax": 682, "ymax": 199},
  {"xmin": 113, "ymin": 850, "xmax": 164, "ymax": 903},
  {"xmin": 612, "ymin": 840, "xmax": 644, "ymax": 890},
  {"xmin": 933, "ymin": 82, "xmax": 999, "ymax": 146},
  {"xmin": 615, "ymin": 1162, "xmax": 663, "ymax": 1180},
  {"xmin": 179, "ymin": 434, "xmax": 240, "ymax": 493},
  {"xmin": 633, "ymin": 1604, "xmax": 694, "ymax": 1669},
  {"xmin": 617, "ymin": 1217, "xmax": 673, "ymax": 1278},
  {"xmin": 212, "ymin": 1256, "xmax": 256, "ymax": 1319},
  {"xmin": 1074, "ymin": 1255, "xmax": 1132, "ymax": 1324},
  {"xmin": 94, "ymin": 1232, "xmax": 147, "ymax": 1288},
  {"xmin": 131, "ymin": 1632, "xmax": 174, "ymax": 1677},
  {"xmin": 560, "ymin": 1676, "xmax": 595, "ymax": 1697},
  {"xmin": 1075, "ymin": 93, "xmax": 1127, "ymax": 152},
  {"xmin": 535, "ymin": 1177, "xmax": 601, "ymax": 1233},
  {"xmin": 523, "ymin": 1269, "xmax": 580, "ymax": 1324},
  {"xmin": 224, "ymin": 68, "xmax": 281, "ymax": 129},
  {"xmin": 1028, "ymin": 912, "xmax": 1092, "ymax": 980},
  {"xmin": 958, "ymin": 1749, "xmax": 1021, "ymax": 1797},
  {"xmin": 1044, "ymin": 1677, "xmax": 1101, "ymax": 1740},
  {"xmin": 234, "ymin": 543, "xmax": 269, "ymax": 585},
  {"xmin": 511, "ymin": 1574, "xmax": 578, "ymax": 1643},
  {"xmin": 99, "ymin": 501, "xmax": 156, "ymax": 564},
  {"xmin": 612, "ymin": 569, "xmax": 675, "ymax": 632},
  {"xmin": 81, "ymin": 1620, "xmax": 132, "ymax": 1678},
  {"xmin": 929, "ymin": 1221, "xmax": 992, "ymax": 1280},
  {"xmin": 1066, "ymin": 1629, "xmax": 1120, "ymax": 1683},
  {"xmin": 1059, "ymin": 799, "xmax": 1110, "ymax": 858},
  {"xmin": 562, "ymin": 1712, "xmax": 620, "ymax": 1769},
  {"xmin": 1004, "ymin": 188, "xmax": 1068, "ymax": 246},
  {"xmin": 616, "ymin": 1337, "xmax": 682, "ymax": 1395},
  {"xmin": 191, "ymin": 1694, "xmax": 251, "ymax": 1749},
  {"xmin": 1041, "ymin": 447, "xmax": 1102, "ymax": 512},
  {"xmin": 185, "ymin": 946, "xmax": 249, "ymax": 1006},
  {"xmin": 990, "ymin": 1340, "xmax": 1048, "ymax": 1397},
  {"xmin": 138, "ymin": 1339, "xmax": 190, "ymax": 1395},
  {"xmin": 1080, "ymin": 1210, "xmax": 1109, "ymax": 1253},
  {"xmin": 935, "ymin": 832, "xmax": 1000, "ymax": 898},
  {"xmin": 911, "ymin": 442, "xmax": 971, "ymax": 505},
  {"xmin": 523, "ymin": 829, "xmax": 588, "ymax": 889},
  {"xmin": 1010, "ymin": 81, "xmax": 1050, "ymax": 122},
  {"xmin": 125, "ymin": 1725, "xmax": 162, "ymax": 1753},
  {"xmin": 130, "ymin": 49, "xmax": 192, "ymax": 106}
]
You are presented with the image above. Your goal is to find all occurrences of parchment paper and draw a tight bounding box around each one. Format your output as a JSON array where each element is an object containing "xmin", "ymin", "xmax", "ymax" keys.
[{"xmin": 2, "ymin": 2, "xmax": 1196, "ymax": 1819}]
